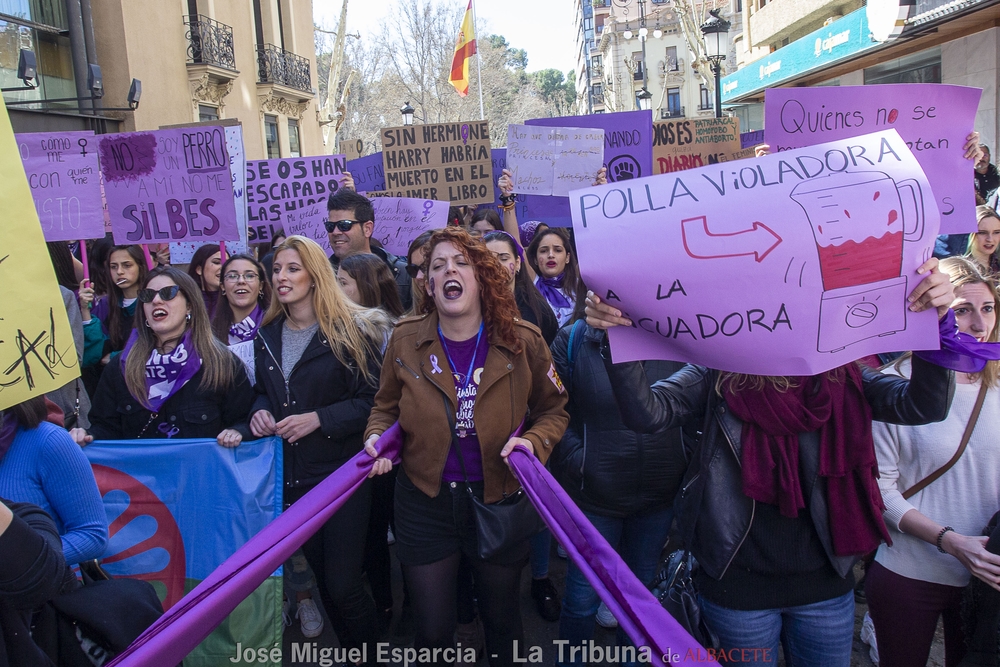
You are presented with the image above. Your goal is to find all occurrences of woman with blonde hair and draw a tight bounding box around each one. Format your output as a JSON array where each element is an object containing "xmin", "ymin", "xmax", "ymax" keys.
[
  {"xmin": 249, "ymin": 235, "xmax": 388, "ymax": 654},
  {"xmin": 967, "ymin": 205, "xmax": 1000, "ymax": 275},
  {"xmin": 71, "ymin": 267, "xmax": 254, "ymax": 445},
  {"xmin": 867, "ymin": 256, "xmax": 1000, "ymax": 667}
]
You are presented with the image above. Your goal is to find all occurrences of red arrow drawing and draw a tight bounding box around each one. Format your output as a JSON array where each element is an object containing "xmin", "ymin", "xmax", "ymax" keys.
[{"xmin": 681, "ymin": 215, "xmax": 782, "ymax": 263}]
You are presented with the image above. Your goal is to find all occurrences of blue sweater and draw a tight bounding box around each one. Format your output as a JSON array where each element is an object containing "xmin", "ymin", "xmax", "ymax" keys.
[{"xmin": 0, "ymin": 422, "xmax": 108, "ymax": 565}]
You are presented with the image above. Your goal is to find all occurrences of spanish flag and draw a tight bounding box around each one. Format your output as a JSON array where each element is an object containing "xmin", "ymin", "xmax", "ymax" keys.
[{"xmin": 449, "ymin": 0, "xmax": 477, "ymax": 97}]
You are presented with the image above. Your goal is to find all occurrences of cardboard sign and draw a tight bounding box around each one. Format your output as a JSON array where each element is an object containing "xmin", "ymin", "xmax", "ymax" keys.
[
  {"xmin": 371, "ymin": 197, "xmax": 450, "ymax": 256},
  {"xmin": 764, "ymin": 84, "xmax": 981, "ymax": 234},
  {"xmin": 0, "ymin": 105, "xmax": 79, "ymax": 410},
  {"xmin": 570, "ymin": 129, "xmax": 941, "ymax": 376},
  {"xmin": 16, "ymin": 130, "xmax": 105, "ymax": 241},
  {"xmin": 507, "ymin": 124, "xmax": 605, "ymax": 196},
  {"xmin": 652, "ymin": 117, "xmax": 741, "ymax": 174},
  {"xmin": 342, "ymin": 138, "xmax": 364, "ymax": 161},
  {"xmin": 380, "ymin": 121, "xmax": 493, "ymax": 206},
  {"xmin": 246, "ymin": 154, "xmax": 348, "ymax": 244},
  {"xmin": 524, "ymin": 110, "xmax": 654, "ymax": 226},
  {"xmin": 99, "ymin": 127, "xmax": 240, "ymax": 244},
  {"xmin": 348, "ymin": 152, "xmax": 386, "ymax": 195},
  {"xmin": 281, "ymin": 202, "xmax": 331, "ymax": 255},
  {"xmin": 171, "ymin": 125, "xmax": 249, "ymax": 263}
]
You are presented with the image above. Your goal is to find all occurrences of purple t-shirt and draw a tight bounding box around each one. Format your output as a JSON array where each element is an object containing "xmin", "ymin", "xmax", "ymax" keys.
[{"xmin": 440, "ymin": 331, "xmax": 490, "ymax": 482}]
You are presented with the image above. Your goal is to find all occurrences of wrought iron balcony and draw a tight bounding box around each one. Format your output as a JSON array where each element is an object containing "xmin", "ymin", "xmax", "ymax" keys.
[
  {"xmin": 660, "ymin": 107, "xmax": 685, "ymax": 119},
  {"xmin": 257, "ymin": 44, "xmax": 312, "ymax": 93},
  {"xmin": 184, "ymin": 15, "xmax": 236, "ymax": 71}
]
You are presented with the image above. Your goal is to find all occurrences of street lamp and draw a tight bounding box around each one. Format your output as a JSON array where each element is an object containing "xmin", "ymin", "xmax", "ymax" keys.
[
  {"xmin": 400, "ymin": 101, "xmax": 415, "ymax": 126},
  {"xmin": 637, "ymin": 87, "xmax": 652, "ymax": 112},
  {"xmin": 700, "ymin": 9, "xmax": 731, "ymax": 118}
]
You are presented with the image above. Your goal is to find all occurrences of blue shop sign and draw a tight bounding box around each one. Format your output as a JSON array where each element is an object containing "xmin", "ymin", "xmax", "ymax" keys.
[{"xmin": 721, "ymin": 8, "xmax": 878, "ymax": 103}]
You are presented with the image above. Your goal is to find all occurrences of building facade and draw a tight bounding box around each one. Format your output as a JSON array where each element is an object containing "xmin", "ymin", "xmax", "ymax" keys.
[
  {"xmin": 723, "ymin": 0, "xmax": 1000, "ymax": 145},
  {"xmin": 573, "ymin": 0, "xmax": 733, "ymax": 124},
  {"xmin": 1, "ymin": 0, "xmax": 323, "ymax": 160}
]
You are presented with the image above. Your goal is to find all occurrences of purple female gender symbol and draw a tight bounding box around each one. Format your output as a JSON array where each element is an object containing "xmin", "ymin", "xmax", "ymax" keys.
[{"xmin": 461, "ymin": 124, "xmax": 469, "ymax": 145}]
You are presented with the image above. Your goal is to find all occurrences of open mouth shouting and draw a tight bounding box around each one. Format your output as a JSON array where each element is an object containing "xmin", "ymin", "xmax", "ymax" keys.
[
  {"xmin": 150, "ymin": 306, "xmax": 169, "ymax": 322},
  {"xmin": 443, "ymin": 279, "xmax": 463, "ymax": 300}
]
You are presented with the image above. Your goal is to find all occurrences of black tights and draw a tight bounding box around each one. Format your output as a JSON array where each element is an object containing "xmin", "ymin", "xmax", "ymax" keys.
[{"xmin": 403, "ymin": 552, "xmax": 525, "ymax": 667}]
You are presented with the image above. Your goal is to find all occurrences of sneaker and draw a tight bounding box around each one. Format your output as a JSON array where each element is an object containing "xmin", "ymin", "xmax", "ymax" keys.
[
  {"xmin": 296, "ymin": 598, "xmax": 325, "ymax": 638},
  {"xmin": 282, "ymin": 595, "xmax": 292, "ymax": 627},
  {"xmin": 596, "ymin": 601, "xmax": 618, "ymax": 629},
  {"xmin": 556, "ymin": 544, "xmax": 568, "ymax": 559},
  {"xmin": 860, "ymin": 611, "xmax": 879, "ymax": 665},
  {"xmin": 531, "ymin": 577, "xmax": 561, "ymax": 622}
]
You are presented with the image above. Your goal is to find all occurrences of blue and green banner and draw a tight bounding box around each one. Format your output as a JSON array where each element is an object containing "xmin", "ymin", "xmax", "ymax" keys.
[{"xmin": 85, "ymin": 437, "xmax": 283, "ymax": 667}]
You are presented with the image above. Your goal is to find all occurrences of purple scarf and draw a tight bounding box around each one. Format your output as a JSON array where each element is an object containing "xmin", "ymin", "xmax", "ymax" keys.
[
  {"xmin": 915, "ymin": 309, "xmax": 1000, "ymax": 373},
  {"xmin": 0, "ymin": 414, "xmax": 16, "ymax": 465},
  {"xmin": 228, "ymin": 305, "xmax": 264, "ymax": 344},
  {"xmin": 536, "ymin": 274, "xmax": 572, "ymax": 310},
  {"xmin": 122, "ymin": 330, "xmax": 203, "ymax": 412}
]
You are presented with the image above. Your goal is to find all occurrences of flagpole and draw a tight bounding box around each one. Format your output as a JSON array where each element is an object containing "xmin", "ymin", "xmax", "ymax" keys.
[{"xmin": 471, "ymin": 0, "xmax": 485, "ymax": 120}]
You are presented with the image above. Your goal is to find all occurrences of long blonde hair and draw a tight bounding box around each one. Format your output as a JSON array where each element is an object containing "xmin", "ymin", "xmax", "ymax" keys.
[
  {"xmin": 934, "ymin": 256, "xmax": 1000, "ymax": 388},
  {"xmin": 124, "ymin": 268, "xmax": 236, "ymax": 408},
  {"xmin": 262, "ymin": 236, "xmax": 384, "ymax": 382},
  {"xmin": 967, "ymin": 205, "xmax": 1000, "ymax": 264}
]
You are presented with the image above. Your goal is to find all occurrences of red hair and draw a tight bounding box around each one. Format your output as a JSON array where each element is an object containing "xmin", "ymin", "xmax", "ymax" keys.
[{"xmin": 421, "ymin": 227, "xmax": 521, "ymax": 351}]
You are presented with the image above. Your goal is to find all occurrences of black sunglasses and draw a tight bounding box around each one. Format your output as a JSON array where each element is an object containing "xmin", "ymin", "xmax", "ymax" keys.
[
  {"xmin": 405, "ymin": 263, "xmax": 422, "ymax": 278},
  {"xmin": 324, "ymin": 219, "xmax": 361, "ymax": 233},
  {"xmin": 137, "ymin": 285, "xmax": 181, "ymax": 303}
]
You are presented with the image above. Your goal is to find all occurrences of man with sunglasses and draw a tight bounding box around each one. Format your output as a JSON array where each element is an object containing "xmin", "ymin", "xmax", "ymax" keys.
[{"xmin": 326, "ymin": 189, "xmax": 412, "ymax": 310}]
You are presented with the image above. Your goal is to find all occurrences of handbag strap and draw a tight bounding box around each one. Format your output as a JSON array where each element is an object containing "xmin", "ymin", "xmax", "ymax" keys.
[{"xmin": 902, "ymin": 382, "xmax": 988, "ymax": 500}]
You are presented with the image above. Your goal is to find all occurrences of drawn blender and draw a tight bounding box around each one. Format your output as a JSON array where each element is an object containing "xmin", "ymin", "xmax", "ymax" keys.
[{"xmin": 789, "ymin": 171, "xmax": 925, "ymax": 353}]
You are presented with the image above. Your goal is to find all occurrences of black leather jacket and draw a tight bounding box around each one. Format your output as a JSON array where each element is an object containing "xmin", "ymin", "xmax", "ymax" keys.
[{"xmin": 603, "ymin": 354, "xmax": 954, "ymax": 580}]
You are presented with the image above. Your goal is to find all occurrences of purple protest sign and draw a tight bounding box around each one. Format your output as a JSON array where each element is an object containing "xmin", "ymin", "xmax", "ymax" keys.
[
  {"xmin": 371, "ymin": 197, "xmax": 449, "ymax": 256},
  {"xmin": 280, "ymin": 202, "xmax": 332, "ymax": 255},
  {"xmin": 245, "ymin": 154, "xmax": 347, "ymax": 244},
  {"xmin": 524, "ymin": 110, "xmax": 653, "ymax": 226},
  {"xmin": 741, "ymin": 130, "xmax": 765, "ymax": 149},
  {"xmin": 17, "ymin": 130, "xmax": 104, "ymax": 241},
  {"xmin": 765, "ymin": 84, "xmax": 981, "ymax": 234},
  {"xmin": 99, "ymin": 127, "xmax": 239, "ymax": 245},
  {"xmin": 571, "ymin": 129, "xmax": 941, "ymax": 376},
  {"xmin": 488, "ymin": 148, "xmax": 529, "ymax": 224},
  {"xmin": 347, "ymin": 152, "xmax": 386, "ymax": 195}
]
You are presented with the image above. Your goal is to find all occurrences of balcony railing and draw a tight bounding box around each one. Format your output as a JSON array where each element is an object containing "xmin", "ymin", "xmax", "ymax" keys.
[
  {"xmin": 591, "ymin": 93, "xmax": 605, "ymax": 107},
  {"xmin": 184, "ymin": 15, "xmax": 236, "ymax": 71},
  {"xmin": 591, "ymin": 65, "xmax": 603, "ymax": 79},
  {"xmin": 660, "ymin": 107, "xmax": 685, "ymax": 119},
  {"xmin": 698, "ymin": 102, "xmax": 714, "ymax": 111},
  {"xmin": 633, "ymin": 67, "xmax": 644, "ymax": 81},
  {"xmin": 257, "ymin": 43, "xmax": 312, "ymax": 93}
]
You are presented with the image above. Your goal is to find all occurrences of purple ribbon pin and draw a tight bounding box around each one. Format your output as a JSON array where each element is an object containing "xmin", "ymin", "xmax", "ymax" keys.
[{"xmin": 430, "ymin": 354, "xmax": 443, "ymax": 374}]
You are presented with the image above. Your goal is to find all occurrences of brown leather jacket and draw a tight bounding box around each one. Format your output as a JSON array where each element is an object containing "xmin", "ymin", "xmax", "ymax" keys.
[{"xmin": 366, "ymin": 312, "xmax": 569, "ymax": 503}]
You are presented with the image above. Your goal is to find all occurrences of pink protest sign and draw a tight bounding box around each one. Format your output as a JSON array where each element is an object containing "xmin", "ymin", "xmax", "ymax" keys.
[
  {"xmin": 371, "ymin": 197, "xmax": 449, "ymax": 256},
  {"xmin": 99, "ymin": 127, "xmax": 239, "ymax": 244},
  {"xmin": 764, "ymin": 84, "xmax": 981, "ymax": 234},
  {"xmin": 570, "ymin": 129, "xmax": 941, "ymax": 376},
  {"xmin": 16, "ymin": 130, "xmax": 104, "ymax": 241},
  {"xmin": 282, "ymin": 202, "xmax": 332, "ymax": 255},
  {"xmin": 246, "ymin": 155, "xmax": 348, "ymax": 244}
]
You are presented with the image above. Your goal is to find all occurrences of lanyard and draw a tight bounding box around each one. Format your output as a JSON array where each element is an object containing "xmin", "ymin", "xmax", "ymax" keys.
[{"xmin": 438, "ymin": 322, "xmax": 484, "ymax": 389}]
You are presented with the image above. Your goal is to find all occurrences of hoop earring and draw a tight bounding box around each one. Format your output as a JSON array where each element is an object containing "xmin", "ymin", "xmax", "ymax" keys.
[
  {"xmin": 144, "ymin": 319, "xmax": 151, "ymax": 328},
  {"xmin": 186, "ymin": 313, "xmax": 191, "ymax": 322}
]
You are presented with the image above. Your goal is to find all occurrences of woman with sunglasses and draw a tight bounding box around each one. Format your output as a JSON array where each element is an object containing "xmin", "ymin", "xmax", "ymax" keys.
[
  {"xmin": 70, "ymin": 268, "xmax": 254, "ymax": 447},
  {"xmin": 212, "ymin": 254, "xmax": 273, "ymax": 344}
]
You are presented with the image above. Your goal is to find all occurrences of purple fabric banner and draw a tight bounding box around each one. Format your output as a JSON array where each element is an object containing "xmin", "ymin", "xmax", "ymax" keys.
[
  {"xmin": 764, "ymin": 84, "xmax": 981, "ymax": 234},
  {"xmin": 508, "ymin": 447, "xmax": 703, "ymax": 665},
  {"xmin": 17, "ymin": 130, "xmax": 105, "ymax": 241},
  {"xmin": 246, "ymin": 155, "xmax": 348, "ymax": 244},
  {"xmin": 100, "ymin": 127, "xmax": 240, "ymax": 245},
  {"xmin": 107, "ymin": 423, "xmax": 403, "ymax": 667},
  {"xmin": 524, "ymin": 110, "xmax": 654, "ymax": 227}
]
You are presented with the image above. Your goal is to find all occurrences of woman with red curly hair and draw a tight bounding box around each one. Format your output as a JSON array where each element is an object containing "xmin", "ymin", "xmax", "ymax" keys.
[{"xmin": 365, "ymin": 227, "xmax": 568, "ymax": 667}]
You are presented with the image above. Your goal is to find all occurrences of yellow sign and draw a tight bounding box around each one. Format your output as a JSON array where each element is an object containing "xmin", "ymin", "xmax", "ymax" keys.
[{"xmin": 0, "ymin": 103, "xmax": 79, "ymax": 411}]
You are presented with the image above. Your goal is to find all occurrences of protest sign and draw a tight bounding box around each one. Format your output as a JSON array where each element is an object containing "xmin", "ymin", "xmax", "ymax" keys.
[
  {"xmin": 246, "ymin": 154, "xmax": 348, "ymax": 244},
  {"xmin": 281, "ymin": 201, "xmax": 331, "ymax": 255},
  {"xmin": 0, "ymin": 105, "xmax": 79, "ymax": 411},
  {"xmin": 342, "ymin": 138, "xmax": 364, "ymax": 161},
  {"xmin": 348, "ymin": 151, "xmax": 386, "ymax": 195},
  {"xmin": 507, "ymin": 124, "xmax": 605, "ymax": 196},
  {"xmin": 571, "ymin": 129, "xmax": 941, "ymax": 376},
  {"xmin": 86, "ymin": 437, "xmax": 282, "ymax": 667},
  {"xmin": 171, "ymin": 125, "xmax": 249, "ymax": 263},
  {"xmin": 764, "ymin": 84, "xmax": 981, "ymax": 233},
  {"xmin": 652, "ymin": 117, "xmax": 741, "ymax": 174},
  {"xmin": 99, "ymin": 127, "xmax": 240, "ymax": 245},
  {"xmin": 371, "ymin": 197, "xmax": 450, "ymax": 256},
  {"xmin": 524, "ymin": 110, "xmax": 653, "ymax": 226},
  {"xmin": 380, "ymin": 121, "xmax": 493, "ymax": 206},
  {"xmin": 489, "ymin": 148, "xmax": 529, "ymax": 223},
  {"xmin": 16, "ymin": 130, "xmax": 104, "ymax": 241},
  {"xmin": 741, "ymin": 129, "xmax": 765, "ymax": 149}
]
